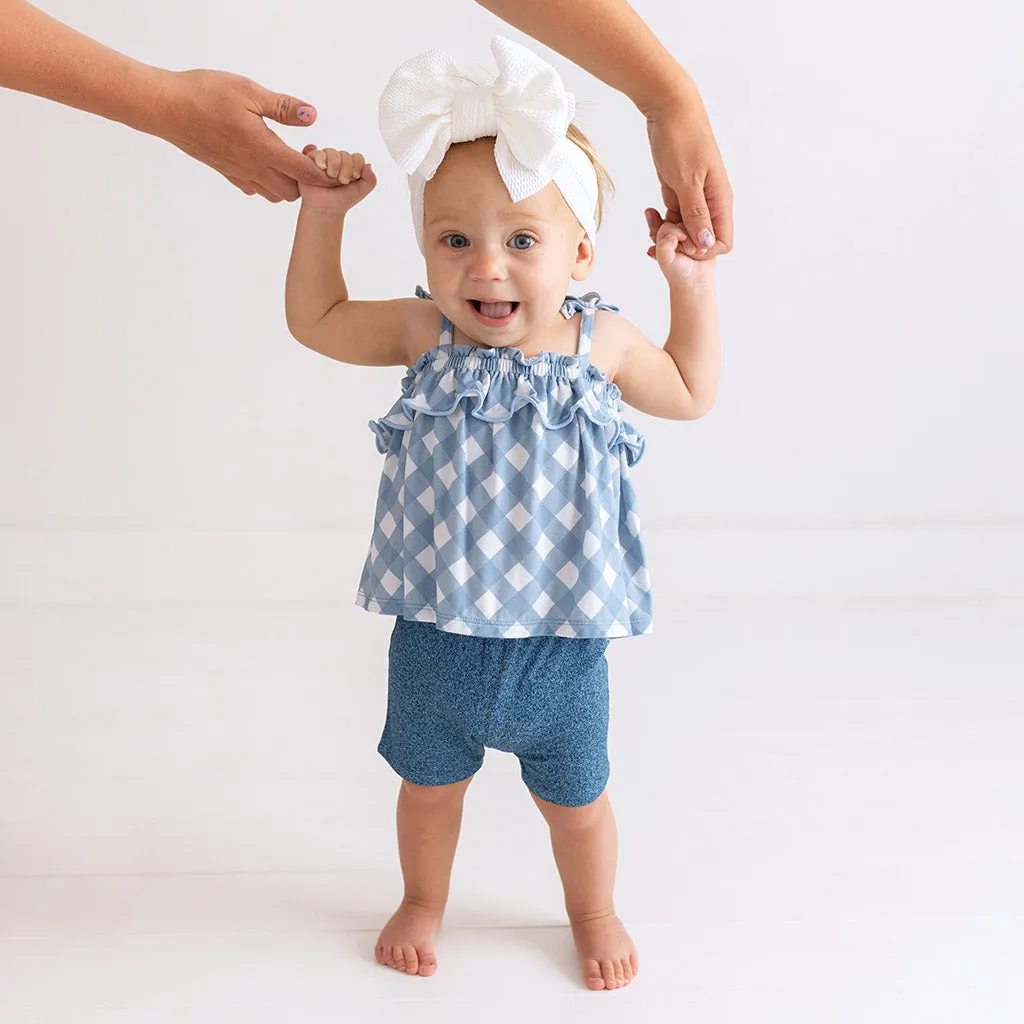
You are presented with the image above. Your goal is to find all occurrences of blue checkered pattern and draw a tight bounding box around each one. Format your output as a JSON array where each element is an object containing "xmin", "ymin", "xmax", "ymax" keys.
[{"xmin": 356, "ymin": 290, "xmax": 653, "ymax": 638}]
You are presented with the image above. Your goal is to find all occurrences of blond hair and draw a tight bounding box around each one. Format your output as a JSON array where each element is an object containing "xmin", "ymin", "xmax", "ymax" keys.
[{"xmin": 566, "ymin": 122, "xmax": 614, "ymax": 230}]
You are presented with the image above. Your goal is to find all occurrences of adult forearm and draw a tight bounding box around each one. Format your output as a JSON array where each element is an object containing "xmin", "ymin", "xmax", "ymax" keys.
[
  {"xmin": 0, "ymin": 0, "xmax": 174, "ymax": 133},
  {"xmin": 664, "ymin": 286, "xmax": 720, "ymax": 412},
  {"xmin": 473, "ymin": 0, "xmax": 694, "ymax": 115},
  {"xmin": 285, "ymin": 206, "xmax": 349, "ymax": 338}
]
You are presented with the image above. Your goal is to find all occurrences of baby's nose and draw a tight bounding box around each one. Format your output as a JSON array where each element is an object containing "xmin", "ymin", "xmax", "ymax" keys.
[{"xmin": 467, "ymin": 245, "xmax": 508, "ymax": 281}]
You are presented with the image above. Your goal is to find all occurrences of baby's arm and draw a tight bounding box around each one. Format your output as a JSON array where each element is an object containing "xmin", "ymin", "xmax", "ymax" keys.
[
  {"xmin": 611, "ymin": 218, "xmax": 720, "ymax": 420},
  {"xmin": 285, "ymin": 147, "xmax": 431, "ymax": 366}
]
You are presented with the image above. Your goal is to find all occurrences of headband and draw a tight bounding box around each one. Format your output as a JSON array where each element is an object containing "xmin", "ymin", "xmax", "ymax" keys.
[{"xmin": 378, "ymin": 35, "xmax": 599, "ymax": 252}]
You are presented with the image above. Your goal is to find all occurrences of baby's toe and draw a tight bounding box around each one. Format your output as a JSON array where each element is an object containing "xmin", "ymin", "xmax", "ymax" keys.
[
  {"xmin": 601, "ymin": 959, "xmax": 620, "ymax": 989},
  {"xmin": 402, "ymin": 944, "xmax": 419, "ymax": 974},
  {"xmin": 418, "ymin": 952, "xmax": 438, "ymax": 977},
  {"xmin": 585, "ymin": 959, "xmax": 606, "ymax": 990}
]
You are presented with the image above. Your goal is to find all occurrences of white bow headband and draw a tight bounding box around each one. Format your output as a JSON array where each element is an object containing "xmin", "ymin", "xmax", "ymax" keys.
[{"xmin": 378, "ymin": 36, "xmax": 599, "ymax": 252}]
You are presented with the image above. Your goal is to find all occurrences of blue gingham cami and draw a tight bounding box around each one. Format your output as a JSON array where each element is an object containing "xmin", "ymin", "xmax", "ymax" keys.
[{"xmin": 355, "ymin": 288, "xmax": 653, "ymax": 638}]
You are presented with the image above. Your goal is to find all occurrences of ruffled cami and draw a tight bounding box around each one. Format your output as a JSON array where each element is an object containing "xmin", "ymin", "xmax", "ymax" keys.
[{"xmin": 356, "ymin": 289, "xmax": 653, "ymax": 638}]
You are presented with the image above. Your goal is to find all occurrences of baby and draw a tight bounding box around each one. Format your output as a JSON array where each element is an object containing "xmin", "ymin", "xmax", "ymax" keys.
[{"xmin": 285, "ymin": 37, "xmax": 720, "ymax": 991}]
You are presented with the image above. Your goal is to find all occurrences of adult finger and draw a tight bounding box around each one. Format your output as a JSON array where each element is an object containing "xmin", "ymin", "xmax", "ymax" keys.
[
  {"xmin": 245, "ymin": 81, "xmax": 336, "ymax": 190},
  {"xmin": 662, "ymin": 171, "xmax": 734, "ymax": 257},
  {"xmin": 249, "ymin": 83, "xmax": 318, "ymax": 129},
  {"xmin": 260, "ymin": 131, "xmax": 336, "ymax": 188},
  {"xmin": 225, "ymin": 175, "xmax": 256, "ymax": 197},
  {"xmin": 704, "ymin": 165, "xmax": 735, "ymax": 254},
  {"xmin": 223, "ymin": 173, "xmax": 277, "ymax": 203},
  {"xmin": 673, "ymin": 179, "xmax": 716, "ymax": 254},
  {"xmin": 254, "ymin": 164, "xmax": 300, "ymax": 202},
  {"xmin": 234, "ymin": 177, "xmax": 277, "ymax": 202}
]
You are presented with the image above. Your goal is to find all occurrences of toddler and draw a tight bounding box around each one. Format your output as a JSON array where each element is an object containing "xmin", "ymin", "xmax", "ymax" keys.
[{"xmin": 285, "ymin": 36, "xmax": 720, "ymax": 991}]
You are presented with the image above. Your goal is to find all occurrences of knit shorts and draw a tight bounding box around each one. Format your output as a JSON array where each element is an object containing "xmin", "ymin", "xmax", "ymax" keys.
[{"xmin": 379, "ymin": 616, "xmax": 611, "ymax": 807}]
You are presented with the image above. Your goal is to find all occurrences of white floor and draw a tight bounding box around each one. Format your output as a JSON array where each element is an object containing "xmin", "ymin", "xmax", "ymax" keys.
[{"xmin": 1, "ymin": 599, "xmax": 1021, "ymax": 1022}]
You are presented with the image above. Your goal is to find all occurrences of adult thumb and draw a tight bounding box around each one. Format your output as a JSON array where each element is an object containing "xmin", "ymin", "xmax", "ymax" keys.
[
  {"xmin": 252, "ymin": 85, "xmax": 318, "ymax": 127},
  {"xmin": 676, "ymin": 184, "xmax": 716, "ymax": 252}
]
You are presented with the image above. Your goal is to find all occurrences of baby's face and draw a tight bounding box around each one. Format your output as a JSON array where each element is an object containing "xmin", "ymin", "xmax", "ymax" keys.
[{"xmin": 422, "ymin": 139, "xmax": 593, "ymax": 349}]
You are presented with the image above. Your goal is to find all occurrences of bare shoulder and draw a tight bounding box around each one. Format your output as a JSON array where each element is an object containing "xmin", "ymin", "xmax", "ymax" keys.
[
  {"xmin": 357, "ymin": 296, "xmax": 442, "ymax": 367},
  {"xmin": 402, "ymin": 298, "xmax": 445, "ymax": 365},
  {"xmin": 590, "ymin": 308, "xmax": 651, "ymax": 383}
]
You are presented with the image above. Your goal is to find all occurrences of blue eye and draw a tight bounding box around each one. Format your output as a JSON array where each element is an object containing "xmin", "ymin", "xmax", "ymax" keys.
[
  {"xmin": 508, "ymin": 234, "xmax": 535, "ymax": 250},
  {"xmin": 443, "ymin": 234, "xmax": 470, "ymax": 249}
]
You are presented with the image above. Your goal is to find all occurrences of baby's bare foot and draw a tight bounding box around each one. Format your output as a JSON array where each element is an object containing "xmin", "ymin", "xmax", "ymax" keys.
[
  {"xmin": 570, "ymin": 911, "xmax": 639, "ymax": 991},
  {"xmin": 374, "ymin": 898, "xmax": 444, "ymax": 977}
]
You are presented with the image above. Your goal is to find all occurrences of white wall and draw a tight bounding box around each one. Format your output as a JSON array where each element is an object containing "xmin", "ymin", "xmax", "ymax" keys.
[{"xmin": 2, "ymin": 0, "xmax": 1023, "ymax": 599}]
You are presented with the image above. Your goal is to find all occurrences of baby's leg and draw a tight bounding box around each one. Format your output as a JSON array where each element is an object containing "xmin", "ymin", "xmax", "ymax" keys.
[
  {"xmin": 375, "ymin": 774, "xmax": 474, "ymax": 976},
  {"xmin": 531, "ymin": 789, "xmax": 638, "ymax": 991}
]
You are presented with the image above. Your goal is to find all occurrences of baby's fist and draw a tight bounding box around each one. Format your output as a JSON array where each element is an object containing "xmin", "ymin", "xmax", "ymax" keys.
[
  {"xmin": 645, "ymin": 209, "xmax": 716, "ymax": 289},
  {"xmin": 298, "ymin": 147, "xmax": 376, "ymax": 212}
]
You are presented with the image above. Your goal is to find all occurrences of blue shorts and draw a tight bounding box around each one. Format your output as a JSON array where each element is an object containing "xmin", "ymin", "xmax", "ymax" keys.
[{"xmin": 379, "ymin": 617, "xmax": 611, "ymax": 807}]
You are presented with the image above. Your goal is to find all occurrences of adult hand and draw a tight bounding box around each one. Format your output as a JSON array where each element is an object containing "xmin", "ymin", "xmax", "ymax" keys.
[
  {"xmin": 645, "ymin": 90, "xmax": 733, "ymax": 261},
  {"xmin": 157, "ymin": 69, "xmax": 336, "ymax": 202}
]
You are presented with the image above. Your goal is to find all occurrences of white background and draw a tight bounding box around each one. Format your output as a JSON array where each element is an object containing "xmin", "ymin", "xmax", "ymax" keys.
[{"xmin": 1, "ymin": 0, "xmax": 1022, "ymax": 1020}]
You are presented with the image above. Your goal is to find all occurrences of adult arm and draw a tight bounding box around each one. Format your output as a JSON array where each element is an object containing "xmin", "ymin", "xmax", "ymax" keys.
[
  {"xmin": 473, "ymin": 0, "xmax": 733, "ymax": 257},
  {"xmin": 0, "ymin": 0, "xmax": 333, "ymax": 200}
]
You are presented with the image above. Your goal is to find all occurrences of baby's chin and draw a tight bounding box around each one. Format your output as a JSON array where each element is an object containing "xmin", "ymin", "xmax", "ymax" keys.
[{"xmin": 444, "ymin": 300, "xmax": 565, "ymax": 349}]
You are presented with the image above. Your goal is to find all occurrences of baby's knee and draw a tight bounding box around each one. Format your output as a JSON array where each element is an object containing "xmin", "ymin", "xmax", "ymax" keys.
[{"xmin": 533, "ymin": 788, "xmax": 608, "ymax": 834}]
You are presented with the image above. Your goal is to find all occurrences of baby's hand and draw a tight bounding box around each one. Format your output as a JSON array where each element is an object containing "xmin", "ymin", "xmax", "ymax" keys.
[
  {"xmin": 297, "ymin": 146, "xmax": 377, "ymax": 213},
  {"xmin": 645, "ymin": 209, "xmax": 717, "ymax": 290}
]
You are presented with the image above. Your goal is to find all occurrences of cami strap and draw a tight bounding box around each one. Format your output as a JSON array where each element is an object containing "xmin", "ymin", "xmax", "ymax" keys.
[
  {"xmin": 559, "ymin": 291, "xmax": 620, "ymax": 358},
  {"xmin": 414, "ymin": 284, "xmax": 455, "ymax": 346}
]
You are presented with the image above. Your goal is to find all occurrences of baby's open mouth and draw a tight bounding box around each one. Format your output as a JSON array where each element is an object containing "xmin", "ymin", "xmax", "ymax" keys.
[{"xmin": 470, "ymin": 299, "xmax": 519, "ymax": 320}]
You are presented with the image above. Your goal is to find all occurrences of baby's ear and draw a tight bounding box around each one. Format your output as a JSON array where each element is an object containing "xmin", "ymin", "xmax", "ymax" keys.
[{"xmin": 570, "ymin": 234, "xmax": 596, "ymax": 282}]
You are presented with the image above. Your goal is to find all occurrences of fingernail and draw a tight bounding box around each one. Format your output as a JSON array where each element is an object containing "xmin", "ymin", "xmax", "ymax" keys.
[
  {"xmin": 297, "ymin": 106, "xmax": 315, "ymax": 121},
  {"xmin": 697, "ymin": 228, "xmax": 715, "ymax": 249}
]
